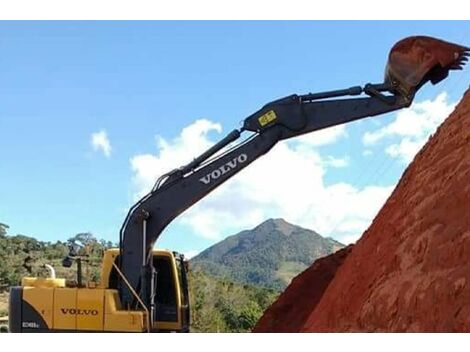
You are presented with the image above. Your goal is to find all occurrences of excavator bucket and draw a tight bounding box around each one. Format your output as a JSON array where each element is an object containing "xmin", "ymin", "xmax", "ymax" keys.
[{"xmin": 385, "ymin": 36, "xmax": 469, "ymax": 97}]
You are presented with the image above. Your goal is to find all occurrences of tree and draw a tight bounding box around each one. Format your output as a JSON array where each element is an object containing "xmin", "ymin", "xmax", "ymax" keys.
[
  {"xmin": 238, "ymin": 301, "xmax": 262, "ymax": 330},
  {"xmin": 67, "ymin": 232, "xmax": 97, "ymax": 247},
  {"xmin": 99, "ymin": 239, "xmax": 115, "ymax": 250}
]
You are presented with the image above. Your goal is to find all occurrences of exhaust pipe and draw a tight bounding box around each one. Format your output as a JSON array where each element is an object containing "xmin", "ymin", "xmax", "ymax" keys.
[{"xmin": 43, "ymin": 264, "xmax": 56, "ymax": 279}]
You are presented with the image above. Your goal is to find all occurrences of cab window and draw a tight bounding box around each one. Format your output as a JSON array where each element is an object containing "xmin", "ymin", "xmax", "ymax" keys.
[{"xmin": 154, "ymin": 256, "xmax": 178, "ymax": 322}]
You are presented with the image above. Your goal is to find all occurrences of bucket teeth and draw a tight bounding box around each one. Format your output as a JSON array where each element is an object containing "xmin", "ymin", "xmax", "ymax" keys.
[{"xmin": 385, "ymin": 36, "xmax": 469, "ymax": 97}]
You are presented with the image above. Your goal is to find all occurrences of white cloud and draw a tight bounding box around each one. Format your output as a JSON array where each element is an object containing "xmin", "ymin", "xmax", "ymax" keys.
[
  {"xmin": 295, "ymin": 124, "xmax": 347, "ymax": 146},
  {"xmin": 130, "ymin": 119, "xmax": 222, "ymax": 198},
  {"xmin": 130, "ymin": 119, "xmax": 392, "ymax": 245},
  {"xmin": 323, "ymin": 155, "xmax": 349, "ymax": 168},
  {"xmin": 183, "ymin": 250, "xmax": 199, "ymax": 259},
  {"xmin": 362, "ymin": 92, "xmax": 456, "ymax": 163},
  {"xmin": 385, "ymin": 138, "xmax": 424, "ymax": 162},
  {"xmin": 91, "ymin": 130, "xmax": 112, "ymax": 158}
]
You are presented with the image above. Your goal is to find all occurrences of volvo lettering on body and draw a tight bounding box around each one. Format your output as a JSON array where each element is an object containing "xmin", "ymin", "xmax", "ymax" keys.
[{"xmin": 199, "ymin": 153, "xmax": 248, "ymax": 185}]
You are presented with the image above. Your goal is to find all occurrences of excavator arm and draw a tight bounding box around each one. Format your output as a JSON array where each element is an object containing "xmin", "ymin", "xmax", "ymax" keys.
[{"xmin": 118, "ymin": 36, "xmax": 469, "ymax": 316}]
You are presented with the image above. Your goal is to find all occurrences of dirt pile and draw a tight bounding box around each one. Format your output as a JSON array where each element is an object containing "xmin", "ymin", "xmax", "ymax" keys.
[
  {"xmin": 254, "ymin": 89, "xmax": 470, "ymax": 332},
  {"xmin": 253, "ymin": 246, "xmax": 353, "ymax": 333}
]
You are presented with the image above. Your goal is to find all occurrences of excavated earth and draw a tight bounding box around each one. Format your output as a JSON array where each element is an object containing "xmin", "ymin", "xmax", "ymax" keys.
[{"xmin": 254, "ymin": 89, "xmax": 470, "ymax": 332}]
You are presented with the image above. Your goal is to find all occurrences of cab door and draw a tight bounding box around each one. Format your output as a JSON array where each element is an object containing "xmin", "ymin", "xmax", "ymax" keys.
[{"xmin": 152, "ymin": 253, "xmax": 182, "ymax": 331}]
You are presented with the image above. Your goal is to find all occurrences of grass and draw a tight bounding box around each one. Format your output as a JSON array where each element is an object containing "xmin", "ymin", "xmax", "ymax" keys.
[{"xmin": 275, "ymin": 261, "xmax": 307, "ymax": 286}]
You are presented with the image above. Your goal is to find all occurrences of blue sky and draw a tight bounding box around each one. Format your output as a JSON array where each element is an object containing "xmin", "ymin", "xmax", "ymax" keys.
[{"xmin": 1, "ymin": 21, "xmax": 469, "ymax": 256}]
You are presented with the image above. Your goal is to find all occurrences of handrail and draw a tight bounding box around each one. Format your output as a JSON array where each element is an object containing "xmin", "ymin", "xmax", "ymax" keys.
[{"xmin": 111, "ymin": 262, "xmax": 151, "ymax": 333}]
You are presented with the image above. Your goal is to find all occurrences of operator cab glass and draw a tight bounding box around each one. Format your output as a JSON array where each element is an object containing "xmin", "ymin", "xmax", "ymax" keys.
[{"xmin": 153, "ymin": 256, "xmax": 178, "ymax": 322}]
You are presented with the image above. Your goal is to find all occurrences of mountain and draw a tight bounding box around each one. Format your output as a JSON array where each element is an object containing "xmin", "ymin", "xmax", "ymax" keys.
[{"xmin": 190, "ymin": 218, "xmax": 344, "ymax": 290}]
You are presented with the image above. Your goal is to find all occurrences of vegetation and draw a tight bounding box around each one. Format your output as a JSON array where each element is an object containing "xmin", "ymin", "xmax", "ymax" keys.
[
  {"xmin": 189, "ymin": 269, "xmax": 277, "ymax": 332},
  {"xmin": 0, "ymin": 223, "xmax": 113, "ymax": 290},
  {"xmin": 191, "ymin": 218, "xmax": 344, "ymax": 290},
  {"xmin": 0, "ymin": 291, "xmax": 8, "ymax": 317},
  {"xmin": 0, "ymin": 222, "xmax": 277, "ymax": 332}
]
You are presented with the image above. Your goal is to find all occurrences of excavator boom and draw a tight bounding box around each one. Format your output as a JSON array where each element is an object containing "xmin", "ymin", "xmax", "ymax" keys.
[{"xmin": 118, "ymin": 35, "xmax": 469, "ymax": 317}]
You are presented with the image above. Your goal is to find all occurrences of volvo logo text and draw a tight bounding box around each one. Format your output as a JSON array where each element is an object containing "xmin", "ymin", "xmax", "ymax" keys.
[
  {"xmin": 199, "ymin": 153, "xmax": 248, "ymax": 185},
  {"xmin": 61, "ymin": 308, "xmax": 99, "ymax": 316}
]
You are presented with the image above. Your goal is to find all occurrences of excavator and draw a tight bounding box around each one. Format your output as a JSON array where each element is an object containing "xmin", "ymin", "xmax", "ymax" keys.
[{"xmin": 8, "ymin": 36, "xmax": 469, "ymax": 332}]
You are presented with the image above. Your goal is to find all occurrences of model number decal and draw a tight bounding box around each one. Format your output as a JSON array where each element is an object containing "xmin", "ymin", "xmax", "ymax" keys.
[
  {"xmin": 258, "ymin": 110, "xmax": 277, "ymax": 127},
  {"xmin": 60, "ymin": 308, "xmax": 99, "ymax": 316}
]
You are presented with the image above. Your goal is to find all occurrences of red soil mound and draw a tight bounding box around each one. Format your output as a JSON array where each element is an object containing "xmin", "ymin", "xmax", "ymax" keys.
[
  {"xmin": 253, "ymin": 246, "xmax": 353, "ymax": 333},
  {"xmin": 255, "ymin": 89, "xmax": 470, "ymax": 332}
]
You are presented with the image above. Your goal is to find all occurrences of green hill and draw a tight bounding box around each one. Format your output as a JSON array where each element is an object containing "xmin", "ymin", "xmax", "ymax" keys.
[{"xmin": 191, "ymin": 218, "xmax": 344, "ymax": 291}]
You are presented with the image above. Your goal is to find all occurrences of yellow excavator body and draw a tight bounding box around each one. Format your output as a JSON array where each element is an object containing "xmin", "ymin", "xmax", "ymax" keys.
[{"xmin": 9, "ymin": 249, "xmax": 190, "ymax": 332}]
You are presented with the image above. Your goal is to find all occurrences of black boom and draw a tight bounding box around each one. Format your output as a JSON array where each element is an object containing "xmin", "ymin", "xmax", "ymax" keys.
[{"xmin": 118, "ymin": 82, "xmax": 410, "ymax": 311}]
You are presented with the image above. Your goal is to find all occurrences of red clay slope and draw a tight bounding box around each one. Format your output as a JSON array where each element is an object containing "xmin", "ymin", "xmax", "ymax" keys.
[
  {"xmin": 253, "ymin": 246, "xmax": 353, "ymax": 333},
  {"xmin": 255, "ymin": 89, "xmax": 470, "ymax": 332}
]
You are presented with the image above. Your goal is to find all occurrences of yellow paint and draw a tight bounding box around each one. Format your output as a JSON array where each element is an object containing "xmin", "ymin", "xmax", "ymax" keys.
[
  {"xmin": 22, "ymin": 277, "xmax": 65, "ymax": 288},
  {"xmin": 53, "ymin": 288, "xmax": 77, "ymax": 330},
  {"xmin": 23, "ymin": 287, "xmax": 54, "ymax": 328},
  {"xmin": 258, "ymin": 110, "xmax": 277, "ymax": 127},
  {"xmin": 104, "ymin": 290, "xmax": 146, "ymax": 332},
  {"xmin": 99, "ymin": 249, "xmax": 119, "ymax": 289},
  {"xmin": 155, "ymin": 319, "xmax": 182, "ymax": 332},
  {"xmin": 76, "ymin": 288, "xmax": 104, "ymax": 331}
]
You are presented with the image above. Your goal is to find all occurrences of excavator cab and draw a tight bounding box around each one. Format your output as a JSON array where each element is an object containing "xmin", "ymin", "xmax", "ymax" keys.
[{"xmin": 105, "ymin": 249, "xmax": 190, "ymax": 332}]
